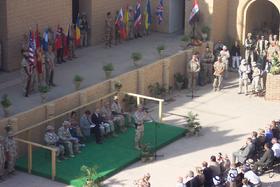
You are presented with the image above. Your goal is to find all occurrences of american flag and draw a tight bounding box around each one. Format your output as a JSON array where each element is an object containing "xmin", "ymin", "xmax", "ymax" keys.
[
  {"xmin": 134, "ymin": 0, "xmax": 142, "ymax": 27},
  {"xmin": 28, "ymin": 31, "xmax": 35, "ymax": 71},
  {"xmin": 156, "ymin": 0, "xmax": 163, "ymax": 24}
]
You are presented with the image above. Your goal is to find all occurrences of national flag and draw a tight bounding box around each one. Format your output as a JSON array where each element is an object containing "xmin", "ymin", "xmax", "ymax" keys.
[
  {"xmin": 145, "ymin": 0, "xmax": 152, "ymax": 30},
  {"xmin": 35, "ymin": 24, "xmax": 40, "ymax": 49},
  {"xmin": 134, "ymin": 0, "xmax": 142, "ymax": 27},
  {"xmin": 115, "ymin": 8, "xmax": 127, "ymax": 39},
  {"xmin": 28, "ymin": 30, "xmax": 36, "ymax": 72},
  {"xmin": 42, "ymin": 29, "xmax": 48, "ymax": 52},
  {"xmin": 124, "ymin": 5, "xmax": 129, "ymax": 33},
  {"xmin": 156, "ymin": 0, "xmax": 164, "ymax": 24},
  {"xmin": 189, "ymin": 0, "xmax": 200, "ymax": 24},
  {"xmin": 75, "ymin": 16, "xmax": 81, "ymax": 46}
]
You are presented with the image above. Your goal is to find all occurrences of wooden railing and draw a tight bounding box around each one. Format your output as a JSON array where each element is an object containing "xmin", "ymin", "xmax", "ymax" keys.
[
  {"xmin": 121, "ymin": 92, "xmax": 164, "ymax": 122},
  {"xmin": 15, "ymin": 138, "xmax": 57, "ymax": 180}
]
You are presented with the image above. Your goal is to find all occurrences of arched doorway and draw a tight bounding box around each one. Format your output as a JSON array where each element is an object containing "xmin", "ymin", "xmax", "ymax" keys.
[{"xmin": 245, "ymin": 0, "xmax": 279, "ymax": 38}]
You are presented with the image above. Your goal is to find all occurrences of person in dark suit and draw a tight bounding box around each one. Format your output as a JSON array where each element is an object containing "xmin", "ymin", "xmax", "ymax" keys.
[
  {"xmin": 202, "ymin": 161, "xmax": 213, "ymax": 187},
  {"xmin": 232, "ymin": 138, "xmax": 255, "ymax": 164},
  {"xmin": 91, "ymin": 109, "xmax": 102, "ymax": 144},
  {"xmin": 253, "ymin": 143, "xmax": 274, "ymax": 173}
]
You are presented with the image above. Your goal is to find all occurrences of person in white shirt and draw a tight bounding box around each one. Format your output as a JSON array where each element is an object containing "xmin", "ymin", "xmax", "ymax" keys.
[
  {"xmin": 271, "ymin": 138, "xmax": 280, "ymax": 158},
  {"xmin": 242, "ymin": 166, "xmax": 261, "ymax": 187}
]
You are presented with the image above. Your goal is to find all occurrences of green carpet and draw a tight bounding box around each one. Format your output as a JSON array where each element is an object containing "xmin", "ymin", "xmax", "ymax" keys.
[{"xmin": 16, "ymin": 122, "xmax": 185, "ymax": 187}]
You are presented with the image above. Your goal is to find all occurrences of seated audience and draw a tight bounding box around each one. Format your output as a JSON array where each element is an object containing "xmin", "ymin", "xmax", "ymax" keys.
[
  {"xmin": 80, "ymin": 110, "xmax": 102, "ymax": 144},
  {"xmin": 101, "ymin": 101, "xmax": 117, "ymax": 136},
  {"xmin": 69, "ymin": 111, "xmax": 85, "ymax": 144},
  {"xmin": 271, "ymin": 121, "xmax": 280, "ymax": 139},
  {"xmin": 232, "ymin": 138, "xmax": 255, "ymax": 164},
  {"xmin": 253, "ymin": 143, "xmax": 274, "ymax": 173},
  {"xmin": 183, "ymin": 170, "xmax": 200, "ymax": 187},
  {"xmin": 226, "ymin": 163, "xmax": 238, "ymax": 187},
  {"xmin": 44, "ymin": 125, "xmax": 65, "ymax": 161},
  {"xmin": 212, "ymin": 176, "xmax": 223, "ymax": 187},
  {"xmin": 58, "ymin": 121, "xmax": 80, "ymax": 157},
  {"xmin": 271, "ymin": 138, "xmax": 280, "ymax": 159},
  {"xmin": 195, "ymin": 167, "xmax": 205, "ymax": 186},
  {"xmin": 242, "ymin": 166, "xmax": 262, "ymax": 187},
  {"xmin": 264, "ymin": 126, "xmax": 273, "ymax": 143}
]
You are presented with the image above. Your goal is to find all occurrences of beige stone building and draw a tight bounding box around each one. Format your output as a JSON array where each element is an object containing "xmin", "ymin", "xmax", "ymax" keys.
[{"xmin": 1, "ymin": 0, "xmax": 279, "ymax": 71}]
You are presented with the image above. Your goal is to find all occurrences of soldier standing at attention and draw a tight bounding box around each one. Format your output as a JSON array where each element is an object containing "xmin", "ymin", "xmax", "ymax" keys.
[
  {"xmin": 45, "ymin": 45, "xmax": 56, "ymax": 87},
  {"xmin": 4, "ymin": 130, "xmax": 17, "ymax": 175},
  {"xmin": 251, "ymin": 61, "xmax": 261, "ymax": 96},
  {"xmin": 200, "ymin": 46, "xmax": 214, "ymax": 85},
  {"xmin": 105, "ymin": 12, "xmax": 113, "ymax": 48},
  {"xmin": 80, "ymin": 13, "xmax": 89, "ymax": 47},
  {"xmin": 238, "ymin": 59, "xmax": 251, "ymax": 96},
  {"xmin": 220, "ymin": 45, "xmax": 230, "ymax": 79},
  {"xmin": 21, "ymin": 51, "xmax": 32, "ymax": 97},
  {"xmin": 0, "ymin": 136, "xmax": 5, "ymax": 180},
  {"xmin": 213, "ymin": 56, "xmax": 225, "ymax": 91},
  {"xmin": 244, "ymin": 33, "xmax": 255, "ymax": 64},
  {"xmin": 187, "ymin": 54, "xmax": 201, "ymax": 90},
  {"xmin": 134, "ymin": 105, "xmax": 148, "ymax": 150}
]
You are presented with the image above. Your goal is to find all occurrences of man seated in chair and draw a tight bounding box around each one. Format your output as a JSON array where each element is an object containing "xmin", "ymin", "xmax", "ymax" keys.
[
  {"xmin": 253, "ymin": 143, "xmax": 274, "ymax": 174},
  {"xmin": 271, "ymin": 138, "xmax": 280, "ymax": 159},
  {"xmin": 58, "ymin": 121, "xmax": 80, "ymax": 157},
  {"xmin": 44, "ymin": 125, "xmax": 66, "ymax": 161},
  {"xmin": 232, "ymin": 138, "xmax": 255, "ymax": 164},
  {"xmin": 101, "ymin": 101, "xmax": 117, "ymax": 136},
  {"xmin": 92, "ymin": 108, "xmax": 111, "ymax": 137},
  {"xmin": 111, "ymin": 96, "xmax": 127, "ymax": 132}
]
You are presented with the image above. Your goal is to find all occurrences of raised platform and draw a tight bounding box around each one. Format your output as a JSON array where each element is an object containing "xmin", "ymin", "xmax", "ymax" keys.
[{"xmin": 16, "ymin": 122, "xmax": 185, "ymax": 187}]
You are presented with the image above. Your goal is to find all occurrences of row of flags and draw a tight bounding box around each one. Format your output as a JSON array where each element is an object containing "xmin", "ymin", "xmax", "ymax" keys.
[{"xmin": 113, "ymin": 0, "xmax": 164, "ymax": 40}]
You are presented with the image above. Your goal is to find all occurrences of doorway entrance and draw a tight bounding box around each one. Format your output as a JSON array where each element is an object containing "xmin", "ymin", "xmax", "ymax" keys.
[
  {"xmin": 72, "ymin": 0, "xmax": 79, "ymax": 23},
  {"xmin": 169, "ymin": 0, "xmax": 185, "ymax": 33},
  {"xmin": 245, "ymin": 0, "xmax": 279, "ymax": 38}
]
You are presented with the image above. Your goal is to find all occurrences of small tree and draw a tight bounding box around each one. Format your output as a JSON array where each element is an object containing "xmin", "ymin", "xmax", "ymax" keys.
[
  {"xmin": 184, "ymin": 112, "xmax": 201, "ymax": 136},
  {"xmin": 80, "ymin": 165, "xmax": 100, "ymax": 187},
  {"xmin": 38, "ymin": 85, "xmax": 50, "ymax": 93},
  {"xmin": 102, "ymin": 63, "xmax": 114, "ymax": 72}
]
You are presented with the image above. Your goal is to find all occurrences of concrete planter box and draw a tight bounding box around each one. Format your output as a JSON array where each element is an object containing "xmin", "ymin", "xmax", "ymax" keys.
[{"xmin": 265, "ymin": 74, "xmax": 280, "ymax": 101}]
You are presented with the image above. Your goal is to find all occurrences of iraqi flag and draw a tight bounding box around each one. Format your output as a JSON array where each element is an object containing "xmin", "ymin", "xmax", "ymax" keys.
[{"xmin": 189, "ymin": 0, "xmax": 199, "ymax": 24}]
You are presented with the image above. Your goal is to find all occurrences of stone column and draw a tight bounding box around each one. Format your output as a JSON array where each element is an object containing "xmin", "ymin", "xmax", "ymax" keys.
[
  {"xmin": 163, "ymin": 59, "xmax": 170, "ymax": 90},
  {"xmin": 79, "ymin": 90, "xmax": 88, "ymax": 105},
  {"xmin": 137, "ymin": 69, "xmax": 145, "ymax": 95}
]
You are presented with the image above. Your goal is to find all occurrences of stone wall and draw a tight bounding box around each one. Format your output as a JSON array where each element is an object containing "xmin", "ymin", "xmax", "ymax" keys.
[{"xmin": 265, "ymin": 74, "xmax": 280, "ymax": 101}]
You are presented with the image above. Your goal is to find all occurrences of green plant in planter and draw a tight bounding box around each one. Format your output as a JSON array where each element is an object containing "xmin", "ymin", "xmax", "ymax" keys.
[
  {"xmin": 174, "ymin": 73, "xmax": 185, "ymax": 90},
  {"xmin": 103, "ymin": 63, "xmax": 114, "ymax": 79},
  {"xmin": 270, "ymin": 56, "xmax": 280, "ymax": 75},
  {"xmin": 114, "ymin": 81, "xmax": 122, "ymax": 91},
  {"xmin": 131, "ymin": 52, "xmax": 142, "ymax": 67},
  {"xmin": 201, "ymin": 26, "xmax": 210, "ymax": 34},
  {"xmin": 73, "ymin": 75, "xmax": 84, "ymax": 90},
  {"xmin": 140, "ymin": 144, "xmax": 154, "ymax": 162},
  {"xmin": 157, "ymin": 44, "xmax": 165, "ymax": 58},
  {"xmin": 80, "ymin": 165, "xmax": 100, "ymax": 187},
  {"xmin": 1, "ymin": 94, "xmax": 12, "ymax": 108},
  {"xmin": 184, "ymin": 112, "xmax": 201, "ymax": 136}
]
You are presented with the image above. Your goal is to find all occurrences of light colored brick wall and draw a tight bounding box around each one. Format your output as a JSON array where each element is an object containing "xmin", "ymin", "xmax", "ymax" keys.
[
  {"xmin": 4, "ymin": 0, "xmax": 72, "ymax": 71},
  {"xmin": 265, "ymin": 74, "xmax": 280, "ymax": 101}
]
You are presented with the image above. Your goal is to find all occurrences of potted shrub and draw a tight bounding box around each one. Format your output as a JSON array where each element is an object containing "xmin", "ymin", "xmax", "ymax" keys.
[
  {"xmin": 38, "ymin": 85, "xmax": 50, "ymax": 103},
  {"xmin": 201, "ymin": 26, "xmax": 210, "ymax": 41},
  {"xmin": 131, "ymin": 52, "xmax": 142, "ymax": 67},
  {"xmin": 1, "ymin": 94, "xmax": 12, "ymax": 117},
  {"xmin": 114, "ymin": 80, "xmax": 122, "ymax": 91},
  {"xmin": 103, "ymin": 63, "xmax": 114, "ymax": 79},
  {"xmin": 157, "ymin": 44, "xmax": 166, "ymax": 58},
  {"xmin": 270, "ymin": 56, "xmax": 280, "ymax": 75},
  {"xmin": 184, "ymin": 112, "xmax": 201, "ymax": 136},
  {"xmin": 80, "ymin": 165, "xmax": 99, "ymax": 187},
  {"xmin": 174, "ymin": 73, "xmax": 184, "ymax": 90},
  {"xmin": 140, "ymin": 144, "xmax": 154, "ymax": 162},
  {"xmin": 73, "ymin": 75, "xmax": 84, "ymax": 90}
]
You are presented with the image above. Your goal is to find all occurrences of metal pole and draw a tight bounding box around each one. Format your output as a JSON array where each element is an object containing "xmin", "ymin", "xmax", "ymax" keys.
[
  {"xmin": 137, "ymin": 96, "xmax": 140, "ymax": 106},
  {"xmin": 158, "ymin": 101, "xmax": 163, "ymax": 122}
]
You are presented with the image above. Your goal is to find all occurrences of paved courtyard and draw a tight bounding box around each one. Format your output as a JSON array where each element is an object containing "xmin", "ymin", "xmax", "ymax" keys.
[
  {"xmin": 2, "ymin": 73, "xmax": 280, "ymax": 187},
  {"xmin": 0, "ymin": 32, "xmax": 183, "ymax": 118}
]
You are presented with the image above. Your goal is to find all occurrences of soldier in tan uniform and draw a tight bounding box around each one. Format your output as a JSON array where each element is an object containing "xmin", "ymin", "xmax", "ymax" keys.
[
  {"xmin": 44, "ymin": 125, "xmax": 65, "ymax": 161},
  {"xmin": 187, "ymin": 54, "xmax": 200, "ymax": 90},
  {"xmin": 0, "ymin": 136, "xmax": 5, "ymax": 180},
  {"xmin": 251, "ymin": 62, "xmax": 261, "ymax": 95},
  {"xmin": 213, "ymin": 56, "xmax": 226, "ymax": 91},
  {"xmin": 200, "ymin": 46, "xmax": 214, "ymax": 85},
  {"xmin": 238, "ymin": 59, "xmax": 251, "ymax": 95},
  {"xmin": 105, "ymin": 12, "xmax": 114, "ymax": 48},
  {"xmin": 58, "ymin": 121, "xmax": 80, "ymax": 158},
  {"xmin": 128, "ymin": 6, "xmax": 134, "ymax": 40},
  {"xmin": 220, "ymin": 45, "xmax": 230, "ymax": 79},
  {"xmin": 134, "ymin": 105, "xmax": 148, "ymax": 150},
  {"xmin": 4, "ymin": 131, "xmax": 17, "ymax": 174},
  {"xmin": 111, "ymin": 96, "xmax": 126, "ymax": 132}
]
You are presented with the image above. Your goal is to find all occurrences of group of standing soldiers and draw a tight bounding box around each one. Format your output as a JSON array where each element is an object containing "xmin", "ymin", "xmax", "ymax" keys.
[
  {"xmin": 0, "ymin": 128, "xmax": 17, "ymax": 181},
  {"xmin": 105, "ymin": 7, "xmax": 148, "ymax": 48},
  {"xmin": 186, "ymin": 32, "xmax": 280, "ymax": 95},
  {"xmin": 20, "ymin": 13, "xmax": 89, "ymax": 97}
]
